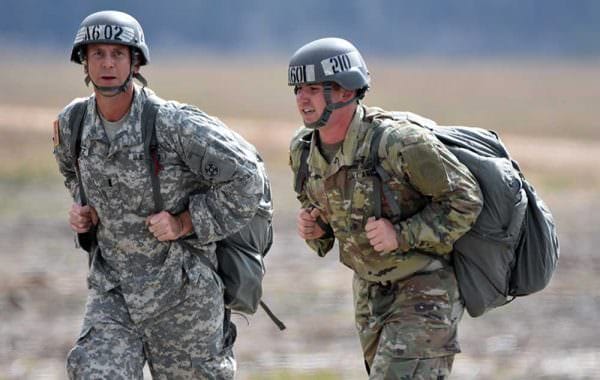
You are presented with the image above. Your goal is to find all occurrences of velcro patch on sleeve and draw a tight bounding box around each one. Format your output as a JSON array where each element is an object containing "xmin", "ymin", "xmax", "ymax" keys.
[
  {"xmin": 52, "ymin": 119, "xmax": 60, "ymax": 147},
  {"xmin": 202, "ymin": 156, "xmax": 236, "ymax": 183}
]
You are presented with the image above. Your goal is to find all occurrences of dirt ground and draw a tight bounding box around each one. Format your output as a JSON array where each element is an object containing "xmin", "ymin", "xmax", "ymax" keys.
[
  {"xmin": 0, "ymin": 124, "xmax": 599, "ymax": 380},
  {"xmin": 1, "ymin": 58, "xmax": 599, "ymax": 379}
]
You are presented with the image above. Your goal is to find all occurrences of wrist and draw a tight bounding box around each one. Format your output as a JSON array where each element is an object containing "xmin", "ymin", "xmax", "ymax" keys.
[{"xmin": 176, "ymin": 211, "xmax": 193, "ymax": 239}]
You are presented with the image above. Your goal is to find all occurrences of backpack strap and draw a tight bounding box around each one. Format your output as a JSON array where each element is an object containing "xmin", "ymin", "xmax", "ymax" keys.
[
  {"xmin": 141, "ymin": 95, "xmax": 165, "ymax": 213},
  {"xmin": 367, "ymin": 123, "xmax": 403, "ymax": 221},
  {"xmin": 67, "ymin": 98, "xmax": 99, "ymax": 257},
  {"xmin": 69, "ymin": 99, "xmax": 90, "ymax": 206},
  {"xmin": 294, "ymin": 132, "xmax": 312, "ymax": 194}
]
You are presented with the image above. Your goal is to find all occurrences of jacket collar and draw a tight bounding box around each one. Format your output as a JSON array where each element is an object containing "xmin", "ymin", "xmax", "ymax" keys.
[
  {"xmin": 307, "ymin": 104, "xmax": 370, "ymax": 178},
  {"xmin": 87, "ymin": 85, "xmax": 150, "ymax": 157}
]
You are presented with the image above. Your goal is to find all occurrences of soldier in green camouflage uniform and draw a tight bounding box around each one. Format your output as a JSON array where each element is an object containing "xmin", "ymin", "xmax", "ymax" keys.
[
  {"xmin": 53, "ymin": 11, "xmax": 266, "ymax": 379},
  {"xmin": 288, "ymin": 38, "xmax": 483, "ymax": 379}
]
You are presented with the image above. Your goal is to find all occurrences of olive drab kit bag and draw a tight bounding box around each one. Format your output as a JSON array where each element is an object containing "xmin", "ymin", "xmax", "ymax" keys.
[
  {"xmin": 294, "ymin": 111, "xmax": 559, "ymax": 318},
  {"xmin": 68, "ymin": 96, "xmax": 285, "ymax": 330}
]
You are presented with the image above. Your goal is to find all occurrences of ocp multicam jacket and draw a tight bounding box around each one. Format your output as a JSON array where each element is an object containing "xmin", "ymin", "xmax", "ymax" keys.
[{"xmin": 289, "ymin": 105, "xmax": 483, "ymax": 282}]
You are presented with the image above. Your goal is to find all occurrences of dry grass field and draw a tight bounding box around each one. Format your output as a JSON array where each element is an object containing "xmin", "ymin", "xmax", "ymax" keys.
[{"xmin": 0, "ymin": 52, "xmax": 599, "ymax": 379}]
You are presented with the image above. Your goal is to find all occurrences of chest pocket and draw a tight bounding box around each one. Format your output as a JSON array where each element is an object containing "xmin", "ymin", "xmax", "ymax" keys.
[
  {"xmin": 116, "ymin": 146, "xmax": 153, "ymax": 214},
  {"xmin": 305, "ymin": 173, "xmax": 328, "ymax": 214},
  {"xmin": 346, "ymin": 167, "xmax": 379, "ymax": 233},
  {"xmin": 78, "ymin": 140, "xmax": 114, "ymax": 209}
]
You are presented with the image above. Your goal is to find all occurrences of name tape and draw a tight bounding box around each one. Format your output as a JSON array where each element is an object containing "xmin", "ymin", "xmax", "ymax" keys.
[
  {"xmin": 74, "ymin": 24, "xmax": 138, "ymax": 44},
  {"xmin": 321, "ymin": 51, "xmax": 362, "ymax": 76},
  {"xmin": 288, "ymin": 64, "xmax": 316, "ymax": 85}
]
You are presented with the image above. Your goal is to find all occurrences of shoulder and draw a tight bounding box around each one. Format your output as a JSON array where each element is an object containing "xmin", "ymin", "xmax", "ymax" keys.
[
  {"xmin": 55, "ymin": 96, "xmax": 92, "ymax": 150},
  {"xmin": 375, "ymin": 111, "xmax": 440, "ymax": 153},
  {"xmin": 156, "ymin": 99, "xmax": 223, "ymax": 131},
  {"xmin": 289, "ymin": 126, "xmax": 312, "ymax": 170},
  {"xmin": 57, "ymin": 96, "xmax": 91, "ymax": 127},
  {"xmin": 290, "ymin": 126, "xmax": 312, "ymax": 152}
]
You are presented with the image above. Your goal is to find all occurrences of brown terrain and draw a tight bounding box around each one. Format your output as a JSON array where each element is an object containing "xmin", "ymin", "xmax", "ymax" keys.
[{"xmin": 0, "ymin": 55, "xmax": 599, "ymax": 379}]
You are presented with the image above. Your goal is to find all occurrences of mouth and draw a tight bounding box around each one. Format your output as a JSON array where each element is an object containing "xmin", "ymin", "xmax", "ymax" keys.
[
  {"xmin": 100, "ymin": 75, "xmax": 117, "ymax": 82},
  {"xmin": 301, "ymin": 107, "xmax": 316, "ymax": 116}
]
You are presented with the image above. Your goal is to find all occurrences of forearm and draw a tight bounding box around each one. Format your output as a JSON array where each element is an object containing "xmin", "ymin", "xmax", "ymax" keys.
[
  {"xmin": 188, "ymin": 170, "xmax": 262, "ymax": 243},
  {"xmin": 396, "ymin": 186, "xmax": 483, "ymax": 254}
]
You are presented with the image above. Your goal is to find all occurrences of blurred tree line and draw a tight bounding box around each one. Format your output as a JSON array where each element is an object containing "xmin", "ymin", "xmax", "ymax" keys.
[{"xmin": 1, "ymin": 0, "xmax": 599, "ymax": 57}]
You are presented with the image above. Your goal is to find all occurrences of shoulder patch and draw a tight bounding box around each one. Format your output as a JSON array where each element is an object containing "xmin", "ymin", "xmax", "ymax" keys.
[
  {"xmin": 202, "ymin": 155, "xmax": 236, "ymax": 182},
  {"xmin": 52, "ymin": 119, "xmax": 60, "ymax": 147}
]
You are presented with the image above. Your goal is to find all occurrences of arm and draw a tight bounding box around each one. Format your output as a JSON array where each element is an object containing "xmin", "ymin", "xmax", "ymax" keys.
[
  {"xmin": 52, "ymin": 109, "xmax": 82, "ymax": 203},
  {"xmin": 289, "ymin": 129, "xmax": 335, "ymax": 256},
  {"xmin": 162, "ymin": 106, "xmax": 263, "ymax": 243},
  {"xmin": 385, "ymin": 126, "xmax": 483, "ymax": 255},
  {"xmin": 53, "ymin": 101, "xmax": 99, "ymax": 235}
]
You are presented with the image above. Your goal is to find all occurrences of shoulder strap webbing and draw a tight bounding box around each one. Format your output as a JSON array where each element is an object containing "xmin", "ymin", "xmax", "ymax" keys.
[
  {"xmin": 68, "ymin": 98, "xmax": 98, "ymax": 256},
  {"xmin": 69, "ymin": 99, "xmax": 90, "ymax": 205},
  {"xmin": 368, "ymin": 124, "xmax": 403, "ymax": 221},
  {"xmin": 141, "ymin": 95, "xmax": 165, "ymax": 213},
  {"xmin": 294, "ymin": 132, "xmax": 313, "ymax": 194}
]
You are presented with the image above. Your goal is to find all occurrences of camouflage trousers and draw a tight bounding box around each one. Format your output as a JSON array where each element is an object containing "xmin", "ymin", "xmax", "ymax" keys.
[
  {"xmin": 66, "ymin": 268, "xmax": 235, "ymax": 380},
  {"xmin": 353, "ymin": 261, "xmax": 464, "ymax": 380}
]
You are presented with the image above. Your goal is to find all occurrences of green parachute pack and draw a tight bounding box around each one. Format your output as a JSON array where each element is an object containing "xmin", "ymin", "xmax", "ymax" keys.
[
  {"xmin": 67, "ymin": 96, "xmax": 285, "ymax": 329},
  {"xmin": 295, "ymin": 111, "xmax": 559, "ymax": 318}
]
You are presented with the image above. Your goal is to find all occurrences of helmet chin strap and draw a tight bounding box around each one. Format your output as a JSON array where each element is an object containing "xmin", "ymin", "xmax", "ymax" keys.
[
  {"xmin": 303, "ymin": 83, "xmax": 360, "ymax": 129},
  {"xmin": 85, "ymin": 65, "xmax": 143, "ymax": 98}
]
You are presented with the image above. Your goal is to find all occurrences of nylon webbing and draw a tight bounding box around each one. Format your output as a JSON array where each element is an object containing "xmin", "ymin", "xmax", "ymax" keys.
[
  {"xmin": 368, "ymin": 125, "xmax": 402, "ymax": 221},
  {"xmin": 141, "ymin": 96, "xmax": 164, "ymax": 213},
  {"xmin": 69, "ymin": 99, "xmax": 89, "ymax": 205},
  {"xmin": 294, "ymin": 133, "xmax": 312, "ymax": 193}
]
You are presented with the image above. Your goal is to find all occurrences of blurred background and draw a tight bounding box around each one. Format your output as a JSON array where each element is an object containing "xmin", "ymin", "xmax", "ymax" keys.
[{"xmin": 1, "ymin": 1, "xmax": 599, "ymax": 379}]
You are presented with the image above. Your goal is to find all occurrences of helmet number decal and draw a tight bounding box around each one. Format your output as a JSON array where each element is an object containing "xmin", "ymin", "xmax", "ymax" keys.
[
  {"xmin": 75, "ymin": 25, "xmax": 136, "ymax": 44},
  {"xmin": 288, "ymin": 64, "xmax": 315, "ymax": 85},
  {"xmin": 321, "ymin": 51, "xmax": 362, "ymax": 76}
]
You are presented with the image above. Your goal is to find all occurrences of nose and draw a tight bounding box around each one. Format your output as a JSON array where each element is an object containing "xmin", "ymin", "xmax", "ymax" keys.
[
  {"xmin": 295, "ymin": 87, "xmax": 308, "ymax": 101},
  {"xmin": 101, "ymin": 56, "xmax": 115, "ymax": 69}
]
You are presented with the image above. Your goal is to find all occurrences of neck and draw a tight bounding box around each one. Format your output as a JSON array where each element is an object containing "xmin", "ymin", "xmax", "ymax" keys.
[
  {"xmin": 318, "ymin": 105, "xmax": 357, "ymax": 144},
  {"xmin": 95, "ymin": 86, "xmax": 135, "ymax": 121}
]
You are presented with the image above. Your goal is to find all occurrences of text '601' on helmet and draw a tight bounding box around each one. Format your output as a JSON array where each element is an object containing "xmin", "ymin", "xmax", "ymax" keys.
[
  {"xmin": 71, "ymin": 10, "xmax": 150, "ymax": 65},
  {"xmin": 288, "ymin": 37, "xmax": 370, "ymax": 92}
]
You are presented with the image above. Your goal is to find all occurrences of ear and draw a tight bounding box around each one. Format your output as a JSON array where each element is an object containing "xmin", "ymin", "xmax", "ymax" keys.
[{"xmin": 341, "ymin": 88, "xmax": 356, "ymax": 101}]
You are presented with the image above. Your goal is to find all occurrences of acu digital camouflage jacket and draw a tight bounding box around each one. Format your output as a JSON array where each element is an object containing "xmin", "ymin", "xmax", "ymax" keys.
[{"xmin": 54, "ymin": 86, "xmax": 266, "ymax": 322}]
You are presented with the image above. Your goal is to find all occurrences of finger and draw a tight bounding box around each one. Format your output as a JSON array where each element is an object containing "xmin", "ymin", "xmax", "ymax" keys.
[
  {"xmin": 369, "ymin": 236, "xmax": 382, "ymax": 248},
  {"xmin": 148, "ymin": 223, "xmax": 162, "ymax": 235},
  {"xmin": 298, "ymin": 218, "xmax": 317, "ymax": 228},
  {"xmin": 365, "ymin": 229, "xmax": 379, "ymax": 240},
  {"xmin": 90, "ymin": 208, "xmax": 99, "ymax": 225},
  {"xmin": 299, "ymin": 211, "xmax": 316, "ymax": 222},
  {"xmin": 309, "ymin": 207, "xmax": 321, "ymax": 219},
  {"xmin": 364, "ymin": 220, "xmax": 379, "ymax": 232},
  {"xmin": 71, "ymin": 222, "xmax": 90, "ymax": 233},
  {"xmin": 70, "ymin": 204, "xmax": 82, "ymax": 214}
]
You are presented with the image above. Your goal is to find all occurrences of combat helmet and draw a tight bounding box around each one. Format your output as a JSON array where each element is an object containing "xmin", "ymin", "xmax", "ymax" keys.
[
  {"xmin": 71, "ymin": 10, "xmax": 149, "ymax": 95},
  {"xmin": 288, "ymin": 37, "xmax": 370, "ymax": 128}
]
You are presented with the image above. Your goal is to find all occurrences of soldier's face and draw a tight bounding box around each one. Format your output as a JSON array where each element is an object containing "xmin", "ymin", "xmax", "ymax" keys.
[
  {"xmin": 86, "ymin": 44, "xmax": 134, "ymax": 88},
  {"xmin": 295, "ymin": 84, "xmax": 350, "ymax": 125},
  {"xmin": 295, "ymin": 84, "xmax": 327, "ymax": 124}
]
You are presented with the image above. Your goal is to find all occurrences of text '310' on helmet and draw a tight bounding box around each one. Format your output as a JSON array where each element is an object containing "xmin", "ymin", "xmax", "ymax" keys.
[
  {"xmin": 288, "ymin": 37, "xmax": 370, "ymax": 92},
  {"xmin": 70, "ymin": 10, "xmax": 150, "ymax": 65}
]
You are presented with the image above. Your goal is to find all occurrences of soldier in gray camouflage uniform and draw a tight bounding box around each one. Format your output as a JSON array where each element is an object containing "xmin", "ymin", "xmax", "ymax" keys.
[
  {"xmin": 53, "ymin": 11, "xmax": 267, "ymax": 379},
  {"xmin": 288, "ymin": 38, "xmax": 483, "ymax": 379}
]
